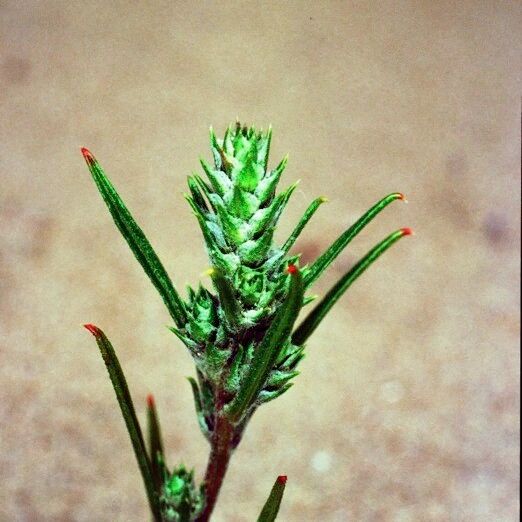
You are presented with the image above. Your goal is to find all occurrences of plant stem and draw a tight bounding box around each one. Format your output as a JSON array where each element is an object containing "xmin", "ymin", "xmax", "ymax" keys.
[{"xmin": 196, "ymin": 411, "xmax": 235, "ymax": 522}]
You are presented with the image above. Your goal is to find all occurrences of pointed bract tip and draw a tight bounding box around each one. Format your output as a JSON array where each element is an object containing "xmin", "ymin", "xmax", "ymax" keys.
[
  {"xmin": 147, "ymin": 394, "xmax": 155, "ymax": 408},
  {"xmin": 83, "ymin": 323, "xmax": 101, "ymax": 337},
  {"xmin": 398, "ymin": 193, "xmax": 408, "ymax": 203},
  {"xmin": 277, "ymin": 475, "xmax": 287, "ymax": 485},
  {"xmin": 201, "ymin": 267, "xmax": 216, "ymax": 277},
  {"xmin": 80, "ymin": 148, "xmax": 96, "ymax": 165},
  {"xmin": 286, "ymin": 264, "xmax": 299, "ymax": 275},
  {"xmin": 401, "ymin": 227, "xmax": 414, "ymax": 236}
]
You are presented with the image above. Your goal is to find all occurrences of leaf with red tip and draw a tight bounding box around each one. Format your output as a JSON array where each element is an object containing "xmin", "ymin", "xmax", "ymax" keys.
[
  {"xmin": 225, "ymin": 267, "xmax": 304, "ymax": 424},
  {"xmin": 146, "ymin": 393, "xmax": 166, "ymax": 495},
  {"xmin": 81, "ymin": 148, "xmax": 186, "ymax": 327},
  {"xmin": 83, "ymin": 325, "xmax": 161, "ymax": 520},
  {"xmin": 292, "ymin": 228, "xmax": 412, "ymax": 345},
  {"xmin": 304, "ymin": 192, "xmax": 404, "ymax": 288},
  {"xmin": 83, "ymin": 323, "xmax": 100, "ymax": 336},
  {"xmin": 257, "ymin": 475, "xmax": 288, "ymax": 522}
]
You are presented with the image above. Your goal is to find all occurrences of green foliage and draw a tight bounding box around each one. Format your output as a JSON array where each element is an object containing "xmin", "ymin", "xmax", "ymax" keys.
[
  {"xmin": 257, "ymin": 476, "xmax": 287, "ymax": 522},
  {"xmin": 82, "ymin": 122, "xmax": 410, "ymax": 521},
  {"xmin": 161, "ymin": 466, "xmax": 204, "ymax": 522},
  {"xmin": 83, "ymin": 324, "xmax": 161, "ymax": 520}
]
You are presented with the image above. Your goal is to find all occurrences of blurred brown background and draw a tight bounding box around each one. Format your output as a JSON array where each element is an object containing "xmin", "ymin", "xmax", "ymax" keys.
[{"xmin": 0, "ymin": 1, "xmax": 519, "ymax": 521}]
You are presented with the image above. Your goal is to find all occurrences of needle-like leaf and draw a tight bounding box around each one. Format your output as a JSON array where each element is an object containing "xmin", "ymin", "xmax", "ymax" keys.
[
  {"xmin": 225, "ymin": 266, "xmax": 304, "ymax": 424},
  {"xmin": 292, "ymin": 228, "xmax": 413, "ymax": 345},
  {"xmin": 257, "ymin": 475, "xmax": 287, "ymax": 522},
  {"xmin": 146, "ymin": 394, "xmax": 166, "ymax": 496},
  {"xmin": 304, "ymin": 192, "xmax": 405, "ymax": 288},
  {"xmin": 282, "ymin": 196, "xmax": 328, "ymax": 253},
  {"xmin": 83, "ymin": 324, "xmax": 161, "ymax": 521},
  {"xmin": 81, "ymin": 148, "xmax": 186, "ymax": 327}
]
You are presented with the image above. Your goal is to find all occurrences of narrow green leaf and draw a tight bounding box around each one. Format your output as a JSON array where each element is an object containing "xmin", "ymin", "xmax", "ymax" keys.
[
  {"xmin": 304, "ymin": 192, "xmax": 405, "ymax": 288},
  {"xmin": 146, "ymin": 394, "xmax": 165, "ymax": 495},
  {"xmin": 257, "ymin": 475, "xmax": 287, "ymax": 522},
  {"xmin": 293, "ymin": 228, "xmax": 412, "ymax": 345},
  {"xmin": 83, "ymin": 324, "xmax": 161, "ymax": 521},
  {"xmin": 282, "ymin": 196, "xmax": 328, "ymax": 253},
  {"xmin": 225, "ymin": 266, "xmax": 304, "ymax": 424},
  {"xmin": 81, "ymin": 149, "xmax": 186, "ymax": 327}
]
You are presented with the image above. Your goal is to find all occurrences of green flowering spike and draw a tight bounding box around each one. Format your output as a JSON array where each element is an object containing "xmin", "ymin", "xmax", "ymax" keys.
[
  {"xmin": 304, "ymin": 192, "xmax": 406, "ymax": 288},
  {"xmin": 83, "ymin": 325, "xmax": 160, "ymax": 521},
  {"xmin": 257, "ymin": 475, "xmax": 287, "ymax": 522},
  {"xmin": 293, "ymin": 228, "xmax": 413, "ymax": 345},
  {"xmin": 161, "ymin": 465, "xmax": 204, "ymax": 521}
]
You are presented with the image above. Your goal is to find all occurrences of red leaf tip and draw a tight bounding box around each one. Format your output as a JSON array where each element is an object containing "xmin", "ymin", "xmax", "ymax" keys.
[
  {"xmin": 81, "ymin": 147, "xmax": 96, "ymax": 165},
  {"xmin": 286, "ymin": 264, "xmax": 298, "ymax": 275},
  {"xmin": 147, "ymin": 394, "xmax": 155, "ymax": 408},
  {"xmin": 398, "ymin": 193, "xmax": 408, "ymax": 203},
  {"xmin": 83, "ymin": 323, "xmax": 101, "ymax": 337},
  {"xmin": 277, "ymin": 475, "xmax": 287, "ymax": 485},
  {"xmin": 401, "ymin": 227, "xmax": 414, "ymax": 236}
]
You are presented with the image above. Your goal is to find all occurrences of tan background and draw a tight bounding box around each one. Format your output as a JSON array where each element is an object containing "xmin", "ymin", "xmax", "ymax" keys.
[{"xmin": 0, "ymin": 1, "xmax": 520, "ymax": 521}]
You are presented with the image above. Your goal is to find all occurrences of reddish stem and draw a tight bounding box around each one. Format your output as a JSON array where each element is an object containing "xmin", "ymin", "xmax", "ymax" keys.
[{"xmin": 196, "ymin": 413, "xmax": 235, "ymax": 522}]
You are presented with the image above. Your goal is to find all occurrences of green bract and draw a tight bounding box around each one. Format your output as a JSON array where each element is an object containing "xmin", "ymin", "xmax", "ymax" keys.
[{"xmin": 82, "ymin": 122, "xmax": 410, "ymax": 521}]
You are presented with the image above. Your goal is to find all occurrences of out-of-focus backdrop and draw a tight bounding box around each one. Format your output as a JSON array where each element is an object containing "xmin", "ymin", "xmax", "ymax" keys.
[{"xmin": 1, "ymin": 1, "xmax": 519, "ymax": 521}]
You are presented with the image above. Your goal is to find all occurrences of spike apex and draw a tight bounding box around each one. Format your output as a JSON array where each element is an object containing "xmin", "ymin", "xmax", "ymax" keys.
[
  {"xmin": 83, "ymin": 323, "xmax": 101, "ymax": 337},
  {"xmin": 277, "ymin": 475, "xmax": 287, "ymax": 484}
]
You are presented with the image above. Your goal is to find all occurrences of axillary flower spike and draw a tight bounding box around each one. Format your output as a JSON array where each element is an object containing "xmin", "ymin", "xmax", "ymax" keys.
[{"xmin": 82, "ymin": 122, "xmax": 412, "ymax": 521}]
